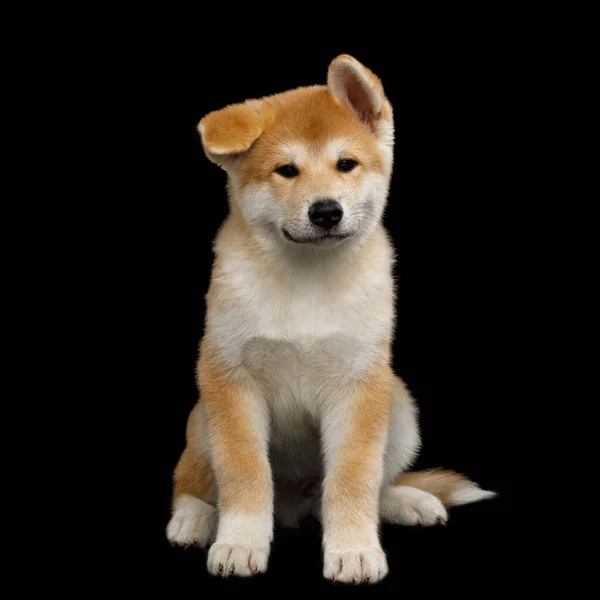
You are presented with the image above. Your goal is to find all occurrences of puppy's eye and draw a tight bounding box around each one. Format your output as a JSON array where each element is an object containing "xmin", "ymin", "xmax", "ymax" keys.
[
  {"xmin": 275, "ymin": 164, "xmax": 299, "ymax": 178},
  {"xmin": 337, "ymin": 158, "xmax": 358, "ymax": 172}
]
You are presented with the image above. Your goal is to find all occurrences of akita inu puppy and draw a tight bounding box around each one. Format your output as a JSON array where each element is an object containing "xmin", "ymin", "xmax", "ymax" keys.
[{"xmin": 166, "ymin": 54, "xmax": 496, "ymax": 584}]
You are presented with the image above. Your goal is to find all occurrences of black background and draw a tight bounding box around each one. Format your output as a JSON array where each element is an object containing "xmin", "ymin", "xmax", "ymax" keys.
[{"xmin": 126, "ymin": 24, "xmax": 522, "ymax": 594}]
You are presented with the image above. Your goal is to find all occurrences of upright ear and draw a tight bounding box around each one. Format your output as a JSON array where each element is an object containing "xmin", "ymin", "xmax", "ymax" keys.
[
  {"xmin": 197, "ymin": 99, "xmax": 268, "ymax": 168},
  {"xmin": 327, "ymin": 54, "xmax": 394, "ymax": 146}
]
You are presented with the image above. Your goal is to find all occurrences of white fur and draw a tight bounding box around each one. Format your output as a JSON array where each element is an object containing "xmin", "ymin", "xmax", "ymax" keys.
[
  {"xmin": 207, "ymin": 513, "xmax": 272, "ymax": 576},
  {"xmin": 449, "ymin": 484, "xmax": 497, "ymax": 505},
  {"xmin": 380, "ymin": 486, "xmax": 448, "ymax": 526},
  {"xmin": 323, "ymin": 546, "xmax": 388, "ymax": 584},
  {"xmin": 215, "ymin": 512, "xmax": 273, "ymax": 546},
  {"xmin": 382, "ymin": 379, "xmax": 421, "ymax": 482},
  {"xmin": 167, "ymin": 494, "xmax": 217, "ymax": 548},
  {"xmin": 208, "ymin": 222, "xmax": 395, "ymax": 373}
]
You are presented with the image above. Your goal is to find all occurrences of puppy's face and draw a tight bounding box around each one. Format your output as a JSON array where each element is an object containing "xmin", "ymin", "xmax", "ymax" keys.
[{"xmin": 199, "ymin": 55, "xmax": 394, "ymax": 249}]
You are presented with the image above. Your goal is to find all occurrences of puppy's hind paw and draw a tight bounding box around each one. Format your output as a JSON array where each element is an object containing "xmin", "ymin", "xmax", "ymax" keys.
[{"xmin": 166, "ymin": 495, "xmax": 217, "ymax": 549}]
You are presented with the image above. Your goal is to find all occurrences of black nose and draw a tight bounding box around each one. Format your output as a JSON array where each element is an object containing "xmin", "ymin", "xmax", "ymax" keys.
[{"xmin": 308, "ymin": 199, "xmax": 343, "ymax": 230}]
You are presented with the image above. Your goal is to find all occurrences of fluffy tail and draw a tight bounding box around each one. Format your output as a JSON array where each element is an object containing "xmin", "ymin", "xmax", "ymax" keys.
[{"xmin": 393, "ymin": 468, "xmax": 497, "ymax": 507}]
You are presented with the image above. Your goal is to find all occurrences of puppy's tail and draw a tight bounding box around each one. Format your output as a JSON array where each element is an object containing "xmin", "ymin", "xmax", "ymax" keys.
[{"xmin": 392, "ymin": 468, "xmax": 497, "ymax": 507}]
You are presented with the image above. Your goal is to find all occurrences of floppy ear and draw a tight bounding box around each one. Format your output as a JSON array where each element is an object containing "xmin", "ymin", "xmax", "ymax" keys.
[
  {"xmin": 197, "ymin": 99, "xmax": 268, "ymax": 168},
  {"xmin": 327, "ymin": 54, "xmax": 394, "ymax": 146}
]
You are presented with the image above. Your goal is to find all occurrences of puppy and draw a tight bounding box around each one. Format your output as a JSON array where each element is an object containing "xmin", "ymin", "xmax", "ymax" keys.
[{"xmin": 166, "ymin": 54, "xmax": 496, "ymax": 584}]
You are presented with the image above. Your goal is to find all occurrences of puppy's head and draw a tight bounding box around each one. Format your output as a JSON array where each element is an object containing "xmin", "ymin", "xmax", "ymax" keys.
[{"xmin": 198, "ymin": 55, "xmax": 394, "ymax": 249}]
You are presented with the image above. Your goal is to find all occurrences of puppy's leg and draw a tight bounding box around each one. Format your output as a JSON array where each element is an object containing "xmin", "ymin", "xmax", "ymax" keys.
[
  {"xmin": 198, "ymin": 351, "xmax": 273, "ymax": 578},
  {"xmin": 381, "ymin": 376, "xmax": 495, "ymax": 526},
  {"xmin": 320, "ymin": 362, "xmax": 392, "ymax": 585},
  {"xmin": 167, "ymin": 402, "xmax": 218, "ymax": 548}
]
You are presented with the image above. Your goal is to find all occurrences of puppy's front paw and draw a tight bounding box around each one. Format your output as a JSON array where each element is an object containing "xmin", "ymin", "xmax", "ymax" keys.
[
  {"xmin": 324, "ymin": 546, "xmax": 388, "ymax": 584},
  {"xmin": 207, "ymin": 543, "xmax": 269, "ymax": 577}
]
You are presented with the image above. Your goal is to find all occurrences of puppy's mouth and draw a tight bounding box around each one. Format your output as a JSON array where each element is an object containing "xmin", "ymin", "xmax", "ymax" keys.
[{"xmin": 282, "ymin": 229, "xmax": 352, "ymax": 244}]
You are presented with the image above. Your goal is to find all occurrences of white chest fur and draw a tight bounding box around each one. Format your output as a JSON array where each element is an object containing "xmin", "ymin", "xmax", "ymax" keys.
[{"xmin": 209, "ymin": 227, "xmax": 394, "ymax": 362}]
